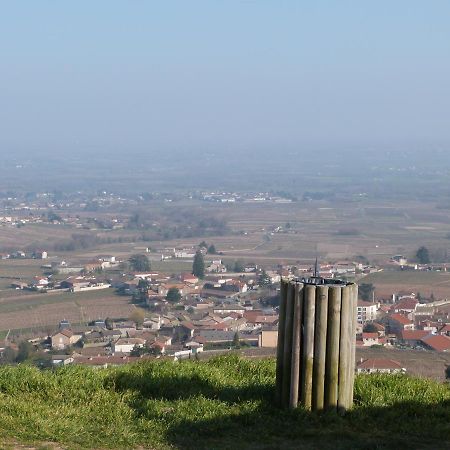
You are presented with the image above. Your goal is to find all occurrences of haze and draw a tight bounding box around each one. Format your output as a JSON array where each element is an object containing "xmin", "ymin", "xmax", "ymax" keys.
[{"xmin": 1, "ymin": 1, "xmax": 450, "ymax": 158}]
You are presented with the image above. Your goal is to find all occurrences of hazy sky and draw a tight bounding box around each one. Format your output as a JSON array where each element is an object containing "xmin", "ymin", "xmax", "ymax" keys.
[{"xmin": 1, "ymin": 1, "xmax": 450, "ymax": 154}]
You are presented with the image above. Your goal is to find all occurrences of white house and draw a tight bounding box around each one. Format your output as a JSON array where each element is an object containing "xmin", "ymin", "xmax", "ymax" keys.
[{"xmin": 112, "ymin": 338, "xmax": 146, "ymax": 354}]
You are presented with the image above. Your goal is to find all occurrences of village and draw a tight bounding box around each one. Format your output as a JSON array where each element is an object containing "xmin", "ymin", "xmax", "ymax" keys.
[{"xmin": 1, "ymin": 240, "xmax": 450, "ymax": 378}]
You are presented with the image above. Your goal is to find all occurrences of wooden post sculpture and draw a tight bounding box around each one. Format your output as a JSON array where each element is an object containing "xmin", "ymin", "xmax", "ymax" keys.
[{"xmin": 275, "ymin": 278, "xmax": 357, "ymax": 412}]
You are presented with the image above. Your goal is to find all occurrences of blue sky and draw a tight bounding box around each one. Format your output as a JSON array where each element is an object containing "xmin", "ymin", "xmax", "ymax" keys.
[{"xmin": 1, "ymin": 1, "xmax": 450, "ymax": 153}]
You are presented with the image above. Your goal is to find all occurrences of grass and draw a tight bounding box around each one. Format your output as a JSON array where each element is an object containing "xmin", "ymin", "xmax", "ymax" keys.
[{"xmin": 0, "ymin": 355, "xmax": 449, "ymax": 449}]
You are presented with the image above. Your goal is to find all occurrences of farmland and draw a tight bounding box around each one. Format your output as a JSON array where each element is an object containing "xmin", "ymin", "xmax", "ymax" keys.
[
  {"xmin": 363, "ymin": 271, "xmax": 450, "ymax": 299},
  {"xmin": 0, "ymin": 289, "xmax": 135, "ymax": 333},
  {"xmin": 1, "ymin": 195, "xmax": 450, "ymax": 332}
]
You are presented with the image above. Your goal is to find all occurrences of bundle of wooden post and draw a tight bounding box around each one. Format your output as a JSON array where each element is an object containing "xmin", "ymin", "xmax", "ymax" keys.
[{"xmin": 275, "ymin": 279, "xmax": 357, "ymax": 412}]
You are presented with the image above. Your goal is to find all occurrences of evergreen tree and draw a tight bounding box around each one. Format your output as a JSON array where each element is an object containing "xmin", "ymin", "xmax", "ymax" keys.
[
  {"xmin": 207, "ymin": 244, "xmax": 217, "ymax": 254},
  {"xmin": 105, "ymin": 317, "xmax": 114, "ymax": 330},
  {"xmin": 129, "ymin": 254, "xmax": 151, "ymax": 272},
  {"xmin": 233, "ymin": 260, "xmax": 245, "ymax": 272},
  {"xmin": 166, "ymin": 287, "xmax": 182, "ymax": 303},
  {"xmin": 232, "ymin": 332, "xmax": 241, "ymax": 348},
  {"xmin": 192, "ymin": 250, "xmax": 205, "ymax": 278},
  {"xmin": 258, "ymin": 270, "xmax": 272, "ymax": 287},
  {"xmin": 359, "ymin": 283, "xmax": 375, "ymax": 301},
  {"xmin": 416, "ymin": 246, "xmax": 430, "ymax": 264},
  {"xmin": 16, "ymin": 341, "xmax": 34, "ymax": 363}
]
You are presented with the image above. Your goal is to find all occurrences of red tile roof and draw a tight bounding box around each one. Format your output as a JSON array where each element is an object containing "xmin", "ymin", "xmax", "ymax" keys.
[
  {"xmin": 390, "ymin": 313, "xmax": 412, "ymax": 326},
  {"xmin": 421, "ymin": 334, "xmax": 450, "ymax": 352},
  {"xmin": 401, "ymin": 330, "xmax": 430, "ymax": 341},
  {"xmin": 392, "ymin": 298, "xmax": 418, "ymax": 311},
  {"xmin": 362, "ymin": 333, "xmax": 378, "ymax": 339},
  {"xmin": 357, "ymin": 358, "xmax": 403, "ymax": 370}
]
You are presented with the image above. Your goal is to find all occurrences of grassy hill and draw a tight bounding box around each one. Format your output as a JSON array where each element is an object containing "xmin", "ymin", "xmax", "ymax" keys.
[{"xmin": 0, "ymin": 355, "xmax": 449, "ymax": 449}]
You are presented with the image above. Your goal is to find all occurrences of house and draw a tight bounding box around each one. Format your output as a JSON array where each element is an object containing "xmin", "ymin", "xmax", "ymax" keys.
[
  {"xmin": 112, "ymin": 338, "xmax": 146, "ymax": 354},
  {"xmin": 32, "ymin": 250, "xmax": 48, "ymax": 259},
  {"xmin": 356, "ymin": 358, "xmax": 405, "ymax": 374},
  {"xmin": 60, "ymin": 277, "xmax": 90, "ymax": 291},
  {"xmin": 198, "ymin": 330, "xmax": 259, "ymax": 346},
  {"xmin": 361, "ymin": 332, "xmax": 380, "ymax": 346},
  {"xmin": 386, "ymin": 313, "xmax": 414, "ymax": 335},
  {"xmin": 149, "ymin": 340, "xmax": 166, "ymax": 354},
  {"xmin": 177, "ymin": 321, "xmax": 196, "ymax": 341},
  {"xmin": 51, "ymin": 329, "xmax": 82, "ymax": 350},
  {"xmin": 357, "ymin": 300, "xmax": 378, "ymax": 325},
  {"xmin": 206, "ymin": 261, "xmax": 227, "ymax": 273},
  {"xmin": 180, "ymin": 273, "xmax": 199, "ymax": 284},
  {"xmin": 391, "ymin": 255, "xmax": 408, "ymax": 265},
  {"xmin": 420, "ymin": 334, "xmax": 450, "ymax": 352},
  {"xmin": 184, "ymin": 340, "xmax": 204, "ymax": 354},
  {"xmin": 400, "ymin": 329, "xmax": 429, "ymax": 346},
  {"xmin": 258, "ymin": 329, "xmax": 278, "ymax": 347},
  {"xmin": 213, "ymin": 305, "xmax": 246, "ymax": 315},
  {"xmin": 30, "ymin": 276, "xmax": 49, "ymax": 290},
  {"xmin": 438, "ymin": 324, "xmax": 450, "ymax": 336},
  {"xmin": 391, "ymin": 297, "xmax": 418, "ymax": 318},
  {"xmin": 51, "ymin": 355, "xmax": 74, "ymax": 366}
]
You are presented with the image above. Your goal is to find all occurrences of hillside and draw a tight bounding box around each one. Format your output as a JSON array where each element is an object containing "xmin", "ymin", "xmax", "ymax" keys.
[{"xmin": 0, "ymin": 355, "xmax": 449, "ymax": 449}]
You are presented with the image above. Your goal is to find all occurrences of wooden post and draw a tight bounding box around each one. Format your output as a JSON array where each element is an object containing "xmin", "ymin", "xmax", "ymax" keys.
[
  {"xmin": 312, "ymin": 285, "xmax": 328, "ymax": 411},
  {"xmin": 281, "ymin": 282, "xmax": 295, "ymax": 408},
  {"xmin": 300, "ymin": 284, "xmax": 315, "ymax": 410},
  {"xmin": 276, "ymin": 280, "xmax": 355, "ymax": 413},
  {"xmin": 338, "ymin": 285, "xmax": 351, "ymax": 413},
  {"xmin": 348, "ymin": 283, "xmax": 358, "ymax": 407},
  {"xmin": 289, "ymin": 283, "xmax": 303, "ymax": 409},
  {"xmin": 275, "ymin": 279, "xmax": 287, "ymax": 407},
  {"xmin": 324, "ymin": 286, "xmax": 342, "ymax": 410}
]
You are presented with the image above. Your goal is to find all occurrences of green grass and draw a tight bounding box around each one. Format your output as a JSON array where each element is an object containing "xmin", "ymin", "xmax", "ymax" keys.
[{"xmin": 0, "ymin": 355, "xmax": 449, "ymax": 449}]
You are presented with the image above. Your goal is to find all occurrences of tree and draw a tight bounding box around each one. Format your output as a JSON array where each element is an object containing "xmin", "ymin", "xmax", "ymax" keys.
[
  {"xmin": 129, "ymin": 254, "xmax": 151, "ymax": 272},
  {"xmin": 137, "ymin": 278, "xmax": 150, "ymax": 302},
  {"xmin": 192, "ymin": 250, "xmax": 205, "ymax": 278},
  {"xmin": 416, "ymin": 246, "xmax": 430, "ymax": 264},
  {"xmin": 130, "ymin": 308, "xmax": 145, "ymax": 328},
  {"xmin": 16, "ymin": 341, "xmax": 34, "ymax": 363},
  {"xmin": 207, "ymin": 244, "xmax": 217, "ymax": 254},
  {"xmin": 199, "ymin": 241, "xmax": 208, "ymax": 249},
  {"xmin": 166, "ymin": 287, "xmax": 181, "ymax": 303},
  {"xmin": 105, "ymin": 317, "xmax": 114, "ymax": 330},
  {"xmin": 0, "ymin": 347, "xmax": 17, "ymax": 364},
  {"xmin": 363, "ymin": 323, "xmax": 378, "ymax": 333},
  {"xmin": 233, "ymin": 260, "xmax": 245, "ymax": 272},
  {"xmin": 359, "ymin": 283, "xmax": 374, "ymax": 301},
  {"xmin": 258, "ymin": 270, "xmax": 272, "ymax": 287},
  {"xmin": 232, "ymin": 332, "xmax": 241, "ymax": 348},
  {"xmin": 446, "ymin": 365, "xmax": 450, "ymax": 380}
]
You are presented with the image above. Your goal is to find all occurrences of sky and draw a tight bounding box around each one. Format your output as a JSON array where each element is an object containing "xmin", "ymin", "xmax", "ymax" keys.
[{"xmin": 1, "ymin": 1, "xmax": 450, "ymax": 155}]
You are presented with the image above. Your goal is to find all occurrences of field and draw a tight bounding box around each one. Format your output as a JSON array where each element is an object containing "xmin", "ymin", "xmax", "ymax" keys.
[
  {"xmin": 363, "ymin": 271, "xmax": 450, "ymax": 299},
  {"xmin": 2, "ymin": 198, "xmax": 450, "ymax": 267},
  {"xmin": 2, "ymin": 197, "xmax": 450, "ymax": 332},
  {"xmin": 0, "ymin": 289, "xmax": 135, "ymax": 333},
  {"xmin": 0, "ymin": 355, "xmax": 449, "ymax": 449}
]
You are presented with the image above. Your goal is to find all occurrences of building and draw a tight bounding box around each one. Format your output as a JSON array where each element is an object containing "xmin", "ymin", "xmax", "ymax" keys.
[
  {"xmin": 112, "ymin": 338, "xmax": 146, "ymax": 354},
  {"xmin": 357, "ymin": 300, "xmax": 378, "ymax": 325},
  {"xmin": 258, "ymin": 329, "xmax": 278, "ymax": 347},
  {"xmin": 51, "ymin": 329, "xmax": 82, "ymax": 350},
  {"xmin": 356, "ymin": 358, "xmax": 405, "ymax": 374},
  {"xmin": 386, "ymin": 313, "xmax": 414, "ymax": 335},
  {"xmin": 420, "ymin": 334, "xmax": 450, "ymax": 352}
]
